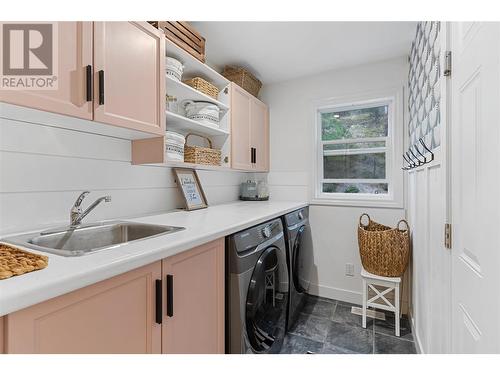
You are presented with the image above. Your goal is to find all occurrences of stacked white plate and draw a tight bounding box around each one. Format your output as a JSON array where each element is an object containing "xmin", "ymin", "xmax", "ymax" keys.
[
  {"xmin": 166, "ymin": 57, "xmax": 184, "ymax": 81},
  {"xmin": 165, "ymin": 131, "xmax": 185, "ymax": 161}
]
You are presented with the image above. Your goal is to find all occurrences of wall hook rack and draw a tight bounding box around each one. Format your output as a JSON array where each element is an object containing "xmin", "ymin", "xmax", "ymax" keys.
[
  {"xmin": 402, "ymin": 154, "xmax": 413, "ymax": 170},
  {"xmin": 409, "ymin": 148, "xmax": 424, "ymax": 166},
  {"xmin": 402, "ymin": 139, "xmax": 435, "ymax": 171},
  {"xmin": 414, "ymin": 143, "xmax": 427, "ymax": 164},
  {"xmin": 419, "ymin": 138, "xmax": 435, "ymax": 163}
]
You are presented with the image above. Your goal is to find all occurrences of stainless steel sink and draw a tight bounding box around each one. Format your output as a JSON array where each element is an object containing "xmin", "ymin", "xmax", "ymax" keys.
[{"xmin": 2, "ymin": 221, "xmax": 185, "ymax": 257}]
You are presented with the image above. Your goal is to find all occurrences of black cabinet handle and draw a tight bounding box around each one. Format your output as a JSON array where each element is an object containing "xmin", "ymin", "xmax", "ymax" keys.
[
  {"xmin": 98, "ymin": 70, "xmax": 105, "ymax": 105},
  {"xmin": 254, "ymin": 147, "xmax": 257, "ymax": 165},
  {"xmin": 155, "ymin": 279, "xmax": 162, "ymax": 324},
  {"xmin": 251, "ymin": 148, "xmax": 256, "ymax": 164},
  {"xmin": 85, "ymin": 65, "xmax": 92, "ymax": 102},
  {"xmin": 166, "ymin": 274, "xmax": 173, "ymax": 317}
]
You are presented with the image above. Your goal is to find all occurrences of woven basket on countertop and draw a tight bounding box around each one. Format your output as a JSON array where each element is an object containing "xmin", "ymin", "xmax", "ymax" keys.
[
  {"xmin": 222, "ymin": 66, "xmax": 262, "ymax": 97},
  {"xmin": 357, "ymin": 214, "xmax": 410, "ymax": 277},
  {"xmin": 0, "ymin": 243, "xmax": 49, "ymax": 280},
  {"xmin": 183, "ymin": 77, "xmax": 219, "ymax": 99},
  {"xmin": 184, "ymin": 133, "xmax": 221, "ymax": 166}
]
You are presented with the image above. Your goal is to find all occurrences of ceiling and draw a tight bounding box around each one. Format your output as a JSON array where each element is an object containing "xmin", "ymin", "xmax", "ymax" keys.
[{"xmin": 191, "ymin": 22, "xmax": 417, "ymax": 85}]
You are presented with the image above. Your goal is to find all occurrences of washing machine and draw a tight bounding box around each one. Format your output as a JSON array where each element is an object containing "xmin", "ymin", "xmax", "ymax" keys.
[
  {"xmin": 282, "ymin": 206, "xmax": 312, "ymax": 331},
  {"xmin": 226, "ymin": 218, "xmax": 289, "ymax": 354}
]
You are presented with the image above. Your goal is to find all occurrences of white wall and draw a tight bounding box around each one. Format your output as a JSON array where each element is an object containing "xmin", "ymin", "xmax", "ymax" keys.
[
  {"xmin": 261, "ymin": 57, "xmax": 408, "ymax": 305},
  {"xmin": 0, "ymin": 110, "xmax": 251, "ymax": 236}
]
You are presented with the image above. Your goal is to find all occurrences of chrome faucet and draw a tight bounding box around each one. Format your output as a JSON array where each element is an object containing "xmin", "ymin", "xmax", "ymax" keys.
[{"xmin": 70, "ymin": 191, "xmax": 112, "ymax": 227}]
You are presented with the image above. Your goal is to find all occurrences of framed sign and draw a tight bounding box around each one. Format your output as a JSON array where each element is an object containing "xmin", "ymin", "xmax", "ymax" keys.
[{"xmin": 173, "ymin": 168, "xmax": 208, "ymax": 210}]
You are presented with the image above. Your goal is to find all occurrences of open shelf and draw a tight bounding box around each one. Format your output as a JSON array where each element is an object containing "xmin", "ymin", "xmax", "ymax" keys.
[
  {"xmin": 166, "ymin": 76, "xmax": 229, "ymax": 113},
  {"xmin": 166, "ymin": 38, "xmax": 229, "ymax": 90},
  {"xmin": 166, "ymin": 111, "xmax": 229, "ymax": 137},
  {"xmin": 162, "ymin": 159, "xmax": 232, "ymax": 171}
]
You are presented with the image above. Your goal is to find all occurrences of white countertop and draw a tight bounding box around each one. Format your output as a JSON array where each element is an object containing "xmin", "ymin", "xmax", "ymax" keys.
[{"xmin": 0, "ymin": 200, "xmax": 307, "ymax": 316}]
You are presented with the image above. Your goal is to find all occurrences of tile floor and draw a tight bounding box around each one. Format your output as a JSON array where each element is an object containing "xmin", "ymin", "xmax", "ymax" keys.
[{"xmin": 280, "ymin": 294, "xmax": 417, "ymax": 354}]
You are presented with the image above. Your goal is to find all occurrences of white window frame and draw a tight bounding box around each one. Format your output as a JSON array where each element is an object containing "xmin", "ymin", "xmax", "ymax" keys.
[{"xmin": 311, "ymin": 88, "xmax": 404, "ymax": 208}]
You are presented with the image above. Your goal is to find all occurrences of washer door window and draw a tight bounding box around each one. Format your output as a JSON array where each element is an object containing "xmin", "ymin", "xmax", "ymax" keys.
[
  {"xmin": 245, "ymin": 246, "xmax": 288, "ymax": 353},
  {"xmin": 292, "ymin": 225, "xmax": 307, "ymax": 293}
]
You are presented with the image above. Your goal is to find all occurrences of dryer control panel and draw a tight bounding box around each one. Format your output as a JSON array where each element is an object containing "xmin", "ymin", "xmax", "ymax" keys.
[
  {"xmin": 284, "ymin": 206, "xmax": 309, "ymax": 228},
  {"xmin": 231, "ymin": 218, "xmax": 283, "ymax": 254}
]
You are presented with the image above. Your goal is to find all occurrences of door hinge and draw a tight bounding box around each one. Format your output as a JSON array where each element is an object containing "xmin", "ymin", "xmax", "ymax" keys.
[
  {"xmin": 444, "ymin": 223, "xmax": 452, "ymax": 249},
  {"xmin": 444, "ymin": 51, "xmax": 452, "ymax": 77}
]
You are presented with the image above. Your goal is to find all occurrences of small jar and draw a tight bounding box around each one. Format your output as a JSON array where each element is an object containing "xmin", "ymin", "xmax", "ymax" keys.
[
  {"xmin": 257, "ymin": 181, "xmax": 269, "ymax": 199},
  {"xmin": 166, "ymin": 95, "xmax": 178, "ymax": 114}
]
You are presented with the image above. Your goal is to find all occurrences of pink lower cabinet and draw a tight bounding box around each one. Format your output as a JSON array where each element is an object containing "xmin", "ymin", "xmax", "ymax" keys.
[
  {"xmin": 0, "ymin": 316, "xmax": 4, "ymax": 354},
  {"xmin": 5, "ymin": 262, "xmax": 162, "ymax": 354},
  {"xmin": 3, "ymin": 239, "xmax": 225, "ymax": 354},
  {"xmin": 162, "ymin": 239, "xmax": 225, "ymax": 354}
]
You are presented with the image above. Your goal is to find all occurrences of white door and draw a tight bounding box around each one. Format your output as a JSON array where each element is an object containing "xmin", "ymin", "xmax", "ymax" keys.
[
  {"xmin": 450, "ymin": 22, "xmax": 500, "ymax": 353},
  {"xmin": 407, "ymin": 23, "xmax": 451, "ymax": 354}
]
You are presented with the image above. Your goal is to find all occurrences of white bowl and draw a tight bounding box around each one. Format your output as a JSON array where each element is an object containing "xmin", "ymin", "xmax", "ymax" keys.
[{"xmin": 183, "ymin": 100, "xmax": 221, "ymax": 127}]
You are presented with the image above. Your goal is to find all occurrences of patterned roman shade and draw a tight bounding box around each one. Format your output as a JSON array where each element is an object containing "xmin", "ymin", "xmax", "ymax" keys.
[{"xmin": 408, "ymin": 22, "xmax": 441, "ymax": 150}]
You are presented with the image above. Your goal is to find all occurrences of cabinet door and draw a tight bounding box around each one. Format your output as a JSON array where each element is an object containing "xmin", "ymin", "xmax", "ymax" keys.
[
  {"xmin": 93, "ymin": 22, "xmax": 165, "ymax": 135},
  {"xmin": 0, "ymin": 22, "xmax": 93, "ymax": 120},
  {"xmin": 230, "ymin": 83, "xmax": 252, "ymax": 170},
  {"xmin": 5, "ymin": 262, "xmax": 162, "ymax": 354},
  {"xmin": 251, "ymin": 98, "xmax": 269, "ymax": 172},
  {"xmin": 162, "ymin": 239, "xmax": 225, "ymax": 354},
  {"xmin": 0, "ymin": 316, "xmax": 4, "ymax": 354}
]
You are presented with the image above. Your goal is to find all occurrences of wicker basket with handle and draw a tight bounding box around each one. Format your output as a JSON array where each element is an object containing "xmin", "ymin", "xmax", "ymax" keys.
[
  {"xmin": 357, "ymin": 214, "xmax": 410, "ymax": 277},
  {"xmin": 184, "ymin": 133, "xmax": 221, "ymax": 166},
  {"xmin": 183, "ymin": 77, "xmax": 220, "ymax": 99},
  {"xmin": 222, "ymin": 66, "xmax": 262, "ymax": 97}
]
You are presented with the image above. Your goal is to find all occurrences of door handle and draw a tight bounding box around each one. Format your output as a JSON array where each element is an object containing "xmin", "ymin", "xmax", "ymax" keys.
[
  {"xmin": 251, "ymin": 148, "xmax": 256, "ymax": 164},
  {"xmin": 254, "ymin": 147, "xmax": 257, "ymax": 165},
  {"xmin": 98, "ymin": 70, "xmax": 105, "ymax": 105},
  {"xmin": 155, "ymin": 279, "xmax": 162, "ymax": 324},
  {"xmin": 166, "ymin": 274, "xmax": 174, "ymax": 317},
  {"xmin": 85, "ymin": 65, "xmax": 92, "ymax": 102}
]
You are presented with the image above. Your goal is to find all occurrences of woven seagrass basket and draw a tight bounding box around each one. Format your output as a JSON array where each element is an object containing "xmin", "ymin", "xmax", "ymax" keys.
[
  {"xmin": 184, "ymin": 133, "xmax": 221, "ymax": 166},
  {"xmin": 222, "ymin": 66, "xmax": 262, "ymax": 97},
  {"xmin": 183, "ymin": 77, "xmax": 219, "ymax": 99},
  {"xmin": 357, "ymin": 214, "xmax": 410, "ymax": 277}
]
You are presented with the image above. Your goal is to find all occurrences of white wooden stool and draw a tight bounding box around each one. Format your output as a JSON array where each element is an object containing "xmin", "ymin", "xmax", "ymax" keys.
[{"xmin": 361, "ymin": 267, "xmax": 402, "ymax": 336}]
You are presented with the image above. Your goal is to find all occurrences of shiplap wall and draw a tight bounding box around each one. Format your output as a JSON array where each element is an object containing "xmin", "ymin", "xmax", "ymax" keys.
[{"xmin": 0, "ymin": 111, "xmax": 251, "ymax": 236}]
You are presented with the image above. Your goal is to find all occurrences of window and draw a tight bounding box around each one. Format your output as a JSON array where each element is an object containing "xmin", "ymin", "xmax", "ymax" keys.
[{"xmin": 314, "ymin": 96, "xmax": 401, "ymax": 207}]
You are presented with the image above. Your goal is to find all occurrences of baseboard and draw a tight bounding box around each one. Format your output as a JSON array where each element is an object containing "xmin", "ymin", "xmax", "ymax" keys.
[
  {"xmin": 307, "ymin": 283, "xmax": 362, "ymax": 305},
  {"xmin": 409, "ymin": 311, "xmax": 424, "ymax": 354}
]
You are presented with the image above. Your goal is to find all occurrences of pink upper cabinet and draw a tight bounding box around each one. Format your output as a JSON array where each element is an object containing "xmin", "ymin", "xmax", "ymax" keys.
[
  {"xmin": 230, "ymin": 83, "xmax": 270, "ymax": 172},
  {"xmin": 93, "ymin": 22, "xmax": 165, "ymax": 135},
  {"xmin": 250, "ymin": 97, "xmax": 270, "ymax": 172},
  {"xmin": 0, "ymin": 22, "xmax": 93, "ymax": 120},
  {"xmin": 230, "ymin": 83, "xmax": 253, "ymax": 171}
]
